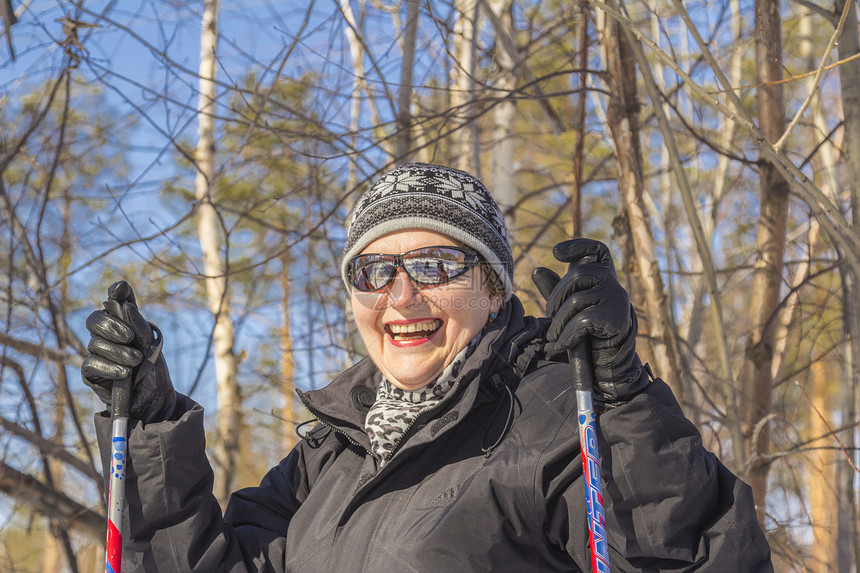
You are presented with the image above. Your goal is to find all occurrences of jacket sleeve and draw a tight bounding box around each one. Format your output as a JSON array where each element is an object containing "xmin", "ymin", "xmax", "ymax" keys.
[
  {"xmin": 95, "ymin": 393, "xmax": 309, "ymax": 572},
  {"xmin": 545, "ymin": 376, "xmax": 773, "ymax": 571}
]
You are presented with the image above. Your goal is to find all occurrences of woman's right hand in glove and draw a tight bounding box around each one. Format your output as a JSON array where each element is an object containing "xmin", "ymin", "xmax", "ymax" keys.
[{"xmin": 81, "ymin": 280, "xmax": 176, "ymax": 424}]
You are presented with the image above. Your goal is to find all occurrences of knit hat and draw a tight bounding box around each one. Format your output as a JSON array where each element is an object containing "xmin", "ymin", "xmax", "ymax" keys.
[{"xmin": 341, "ymin": 162, "xmax": 514, "ymax": 300}]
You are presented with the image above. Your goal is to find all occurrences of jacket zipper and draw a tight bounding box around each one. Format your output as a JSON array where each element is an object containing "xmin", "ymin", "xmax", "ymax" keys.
[
  {"xmin": 298, "ymin": 393, "xmax": 369, "ymax": 452},
  {"xmin": 385, "ymin": 377, "xmax": 464, "ymax": 463},
  {"xmin": 336, "ymin": 373, "xmax": 486, "ymax": 525},
  {"xmin": 316, "ymin": 415, "xmax": 366, "ymax": 450}
]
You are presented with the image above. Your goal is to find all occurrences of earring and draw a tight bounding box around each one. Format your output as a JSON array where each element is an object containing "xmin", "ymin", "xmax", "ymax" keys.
[{"xmin": 489, "ymin": 311, "xmax": 498, "ymax": 322}]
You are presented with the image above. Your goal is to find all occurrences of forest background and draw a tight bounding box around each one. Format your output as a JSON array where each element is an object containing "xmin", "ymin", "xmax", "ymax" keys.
[{"xmin": 0, "ymin": 0, "xmax": 858, "ymax": 571}]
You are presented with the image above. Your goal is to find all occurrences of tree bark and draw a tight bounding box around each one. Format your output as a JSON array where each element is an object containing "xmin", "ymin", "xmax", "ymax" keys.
[
  {"xmin": 681, "ymin": 0, "xmax": 744, "ymax": 442},
  {"xmin": 452, "ymin": 0, "xmax": 480, "ymax": 174},
  {"xmin": 603, "ymin": 0, "xmax": 860, "ymax": 276},
  {"xmin": 489, "ymin": 0, "xmax": 516, "ymax": 236},
  {"xmin": 808, "ymin": 360, "xmax": 838, "ymax": 573},
  {"xmin": 742, "ymin": 0, "xmax": 790, "ymax": 525},
  {"xmin": 833, "ymin": 0, "xmax": 860, "ymax": 567},
  {"xmin": 614, "ymin": 0, "xmax": 737, "ymax": 438},
  {"xmin": 43, "ymin": 186, "xmax": 79, "ymax": 573},
  {"xmin": 394, "ymin": 0, "xmax": 419, "ymax": 162},
  {"xmin": 770, "ymin": 11, "xmax": 835, "ymax": 383},
  {"xmin": 194, "ymin": 0, "xmax": 242, "ymax": 505},
  {"xmin": 836, "ymin": 276, "xmax": 859, "ymax": 573},
  {"xmin": 571, "ymin": 5, "xmax": 589, "ymax": 238},
  {"xmin": 338, "ymin": 0, "xmax": 365, "ymax": 195},
  {"xmin": 770, "ymin": 6, "xmax": 843, "ymax": 382},
  {"xmin": 0, "ymin": 460, "xmax": 103, "ymax": 543},
  {"xmin": 280, "ymin": 251, "xmax": 298, "ymax": 454},
  {"xmin": 598, "ymin": 10, "xmax": 682, "ymax": 396}
]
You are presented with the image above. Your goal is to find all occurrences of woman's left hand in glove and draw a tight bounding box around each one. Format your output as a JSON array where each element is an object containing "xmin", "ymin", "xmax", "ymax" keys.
[{"xmin": 532, "ymin": 238, "xmax": 648, "ymax": 403}]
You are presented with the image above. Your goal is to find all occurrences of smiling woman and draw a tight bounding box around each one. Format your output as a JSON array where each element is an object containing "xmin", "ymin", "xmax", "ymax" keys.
[
  {"xmin": 82, "ymin": 162, "xmax": 773, "ymax": 572},
  {"xmin": 341, "ymin": 166, "xmax": 510, "ymax": 378},
  {"xmin": 340, "ymin": 163, "xmax": 511, "ymax": 393},
  {"xmin": 349, "ymin": 230, "xmax": 501, "ymax": 392}
]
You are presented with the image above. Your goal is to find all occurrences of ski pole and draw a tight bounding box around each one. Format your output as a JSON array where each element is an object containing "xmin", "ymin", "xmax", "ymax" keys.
[
  {"xmin": 103, "ymin": 289, "xmax": 133, "ymax": 573},
  {"xmin": 106, "ymin": 375, "xmax": 130, "ymax": 573},
  {"xmin": 569, "ymin": 343, "xmax": 610, "ymax": 573},
  {"xmin": 102, "ymin": 282, "xmax": 163, "ymax": 573}
]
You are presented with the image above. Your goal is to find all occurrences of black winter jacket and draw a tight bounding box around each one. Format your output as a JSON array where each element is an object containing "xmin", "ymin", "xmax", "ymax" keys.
[{"xmin": 95, "ymin": 297, "xmax": 773, "ymax": 572}]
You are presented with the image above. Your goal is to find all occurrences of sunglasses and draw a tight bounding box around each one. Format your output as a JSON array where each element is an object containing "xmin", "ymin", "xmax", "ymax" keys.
[{"xmin": 347, "ymin": 246, "xmax": 482, "ymax": 292}]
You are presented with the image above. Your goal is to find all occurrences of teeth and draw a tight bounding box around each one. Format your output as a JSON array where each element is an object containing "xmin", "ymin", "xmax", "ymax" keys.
[{"xmin": 389, "ymin": 319, "xmax": 441, "ymax": 335}]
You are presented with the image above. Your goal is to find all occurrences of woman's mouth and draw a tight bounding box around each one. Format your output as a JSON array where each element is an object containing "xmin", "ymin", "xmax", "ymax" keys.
[{"xmin": 386, "ymin": 319, "xmax": 443, "ymax": 342}]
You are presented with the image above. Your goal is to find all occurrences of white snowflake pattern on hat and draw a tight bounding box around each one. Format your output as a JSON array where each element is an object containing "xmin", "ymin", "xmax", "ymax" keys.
[{"xmin": 343, "ymin": 162, "xmax": 514, "ymax": 300}]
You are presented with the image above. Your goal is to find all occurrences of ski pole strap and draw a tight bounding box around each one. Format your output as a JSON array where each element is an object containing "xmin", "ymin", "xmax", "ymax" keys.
[{"xmin": 128, "ymin": 322, "xmax": 163, "ymax": 390}]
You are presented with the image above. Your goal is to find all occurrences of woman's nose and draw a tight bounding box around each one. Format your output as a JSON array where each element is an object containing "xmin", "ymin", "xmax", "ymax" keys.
[{"xmin": 386, "ymin": 268, "xmax": 421, "ymax": 308}]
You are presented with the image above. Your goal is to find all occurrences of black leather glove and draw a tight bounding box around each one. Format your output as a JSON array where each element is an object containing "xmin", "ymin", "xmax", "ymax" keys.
[
  {"xmin": 532, "ymin": 238, "xmax": 647, "ymax": 403},
  {"xmin": 81, "ymin": 280, "xmax": 176, "ymax": 423}
]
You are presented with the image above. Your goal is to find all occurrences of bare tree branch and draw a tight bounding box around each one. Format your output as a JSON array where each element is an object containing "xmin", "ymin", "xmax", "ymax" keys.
[
  {"xmin": 776, "ymin": 0, "xmax": 855, "ymax": 151},
  {"xmin": 0, "ymin": 332, "xmax": 84, "ymax": 366},
  {"xmin": 0, "ymin": 416, "xmax": 99, "ymax": 481},
  {"xmin": 0, "ymin": 460, "xmax": 103, "ymax": 542}
]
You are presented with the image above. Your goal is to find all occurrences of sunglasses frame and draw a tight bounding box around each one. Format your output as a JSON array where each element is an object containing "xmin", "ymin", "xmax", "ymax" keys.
[{"xmin": 347, "ymin": 246, "xmax": 482, "ymax": 292}]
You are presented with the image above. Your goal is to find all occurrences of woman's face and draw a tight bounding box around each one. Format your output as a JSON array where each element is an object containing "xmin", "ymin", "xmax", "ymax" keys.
[{"xmin": 350, "ymin": 229, "xmax": 501, "ymax": 391}]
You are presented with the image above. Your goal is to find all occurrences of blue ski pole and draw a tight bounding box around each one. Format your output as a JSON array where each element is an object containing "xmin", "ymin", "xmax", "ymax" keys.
[
  {"xmin": 105, "ymin": 375, "xmax": 130, "ymax": 573},
  {"xmin": 532, "ymin": 264, "xmax": 611, "ymax": 571},
  {"xmin": 102, "ymin": 291, "xmax": 132, "ymax": 573},
  {"xmin": 569, "ymin": 343, "xmax": 610, "ymax": 572}
]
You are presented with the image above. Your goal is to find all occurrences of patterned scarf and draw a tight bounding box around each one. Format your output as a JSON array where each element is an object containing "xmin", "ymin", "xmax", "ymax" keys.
[{"xmin": 365, "ymin": 333, "xmax": 482, "ymax": 466}]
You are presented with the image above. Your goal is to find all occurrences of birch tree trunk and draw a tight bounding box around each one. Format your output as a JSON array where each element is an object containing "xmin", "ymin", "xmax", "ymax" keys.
[
  {"xmin": 452, "ymin": 0, "xmax": 479, "ymax": 173},
  {"xmin": 194, "ymin": 0, "xmax": 242, "ymax": 505},
  {"xmin": 598, "ymin": 10, "xmax": 681, "ymax": 396},
  {"xmin": 837, "ymin": 262, "xmax": 860, "ymax": 573},
  {"xmin": 43, "ymin": 191, "xmax": 75, "ymax": 572},
  {"xmin": 339, "ymin": 0, "xmax": 364, "ymax": 194},
  {"xmin": 650, "ymin": 2, "xmax": 674, "ymax": 300},
  {"xmin": 571, "ymin": 6, "xmax": 589, "ymax": 238},
  {"xmin": 43, "ymin": 191, "xmax": 65, "ymax": 572},
  {"xmin": 618, "ymin": 0, "xmax": 736, "ymax": 432},
  {"xmin": 742, "ymin": 0, "xmax": 790, "ymax": 524},
  {"xmin": 489, "ymin": 0, "xmax": 516, "ymax": 235},
  {"xmin": 280, "ymin": 251, "xmax": 297, "ymax": 455},
  {"xmin": 808, "ymin": 360, "xmax": 838, "ymax": 573},
  {"xmin": 833, "ymin": 1, "xmax": 860, "ymax": 568},
  {"xmin": 681, "ymin": 0, "xmax": 743, "ymax": 440},
  {"xmin": 394, "ymin": 0, "xmax": 419, "ymax": 161},
  {"xmin": 774, "ymin": 24, "xmax": 838, "ymax": 559},
  {"xmin": 771, "ymin": 11, "xmax": 839, "ymax": 382},
  {"xmin": 340, "ymin": 0, "xmax": 391, "ymax": 162}
]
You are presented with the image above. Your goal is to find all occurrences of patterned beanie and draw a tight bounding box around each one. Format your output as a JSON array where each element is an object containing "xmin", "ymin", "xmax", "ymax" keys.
[{"xmin": 341, "ymin": 162, "xmax": 514, "ymax": 300}]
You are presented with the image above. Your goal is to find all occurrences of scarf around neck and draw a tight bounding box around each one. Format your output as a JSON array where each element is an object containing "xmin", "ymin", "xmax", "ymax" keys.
[{"xmin": 364, "ymin": 332, "xmax": 482, "ymax": 466}]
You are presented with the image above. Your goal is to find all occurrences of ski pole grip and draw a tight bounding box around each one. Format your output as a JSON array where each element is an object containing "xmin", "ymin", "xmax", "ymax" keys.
[
  {"xmin": 102, "ymin": 291, "xmax": 134, "ymax": 420},
  {"xmin": 568, "ymin": 341, "xmax": 593, "ymax": 393},
  {"xmin": 112, "ymin": 377, "xmax": 132, "ymax": 419}
]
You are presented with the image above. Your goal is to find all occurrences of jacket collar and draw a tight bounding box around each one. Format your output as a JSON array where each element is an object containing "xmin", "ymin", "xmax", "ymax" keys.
[{"xmin": 296, "ymin": 296, "xmax": 550, "ymax": 446}]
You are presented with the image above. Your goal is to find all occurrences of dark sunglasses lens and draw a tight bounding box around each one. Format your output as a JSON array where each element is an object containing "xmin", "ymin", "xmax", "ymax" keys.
[
  {"xmin": 403, "ymin": 248, "xmax": 475, "ymax": 285},
  {"xmin": 351, "ymin": 255, "xmax": 396, "ymax": 291}
]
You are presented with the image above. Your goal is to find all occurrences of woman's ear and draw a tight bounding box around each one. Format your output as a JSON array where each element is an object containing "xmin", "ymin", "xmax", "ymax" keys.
[
  {"xmin": 491, "ymin": 297, "xmax": 503, "ymax": 313},
  {"xmin": 478, "ymin": 262, "xmax": 505, "ymax": 300}
]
